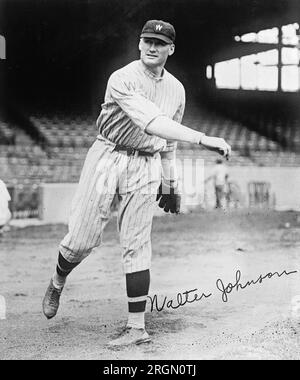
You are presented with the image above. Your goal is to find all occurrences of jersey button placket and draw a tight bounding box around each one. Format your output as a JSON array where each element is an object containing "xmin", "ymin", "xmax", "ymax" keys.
[{"xmin": 153, "ymin": 77, "xmax": 159, "ymax": 104}]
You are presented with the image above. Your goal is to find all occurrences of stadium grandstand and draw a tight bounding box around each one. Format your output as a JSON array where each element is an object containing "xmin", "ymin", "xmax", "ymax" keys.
[{"xmin": 0, "ymin": 0, "xmax": 299, "ymax": 219}]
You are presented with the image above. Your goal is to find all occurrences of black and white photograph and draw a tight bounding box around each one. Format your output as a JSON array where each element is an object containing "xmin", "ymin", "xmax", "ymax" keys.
[{"xmin": 0, "ymin": 0, "xmax": 300, "ymax": 363}]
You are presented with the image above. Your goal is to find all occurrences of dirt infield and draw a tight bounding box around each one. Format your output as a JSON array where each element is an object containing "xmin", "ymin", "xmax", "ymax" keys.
[{"xmin": 0, "ymin": 209, "xmax": 300, "ymax": 360}]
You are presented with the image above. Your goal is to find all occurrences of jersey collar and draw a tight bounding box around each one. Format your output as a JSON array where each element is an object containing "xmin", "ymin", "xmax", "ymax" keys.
[{"xmin": 139, "ymin": 60, "xmax": 165, "ymax": 82}]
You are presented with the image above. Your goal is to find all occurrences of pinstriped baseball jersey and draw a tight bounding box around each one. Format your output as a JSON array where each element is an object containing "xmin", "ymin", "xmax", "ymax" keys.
[{"xmin": 96, "ymin": 59, "xmax": 185, "ymax": 154}]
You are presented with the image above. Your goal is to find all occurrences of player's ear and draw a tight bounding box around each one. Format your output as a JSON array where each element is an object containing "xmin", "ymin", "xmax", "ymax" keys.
[
  {"xmin": 138, "ymin": 38, "xmax": 143, "ymax": 52},
  {"xmin": 168, "ymin": 44, "xmax": 175, "ymax": 56}
]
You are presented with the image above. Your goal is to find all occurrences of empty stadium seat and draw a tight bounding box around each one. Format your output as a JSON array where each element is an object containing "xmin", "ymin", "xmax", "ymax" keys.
[{"xmin": 1, "ymin": 109, "xmax": 300, "ymax": 186}]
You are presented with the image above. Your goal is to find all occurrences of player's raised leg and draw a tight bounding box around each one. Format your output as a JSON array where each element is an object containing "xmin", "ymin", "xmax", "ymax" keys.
[{"xmin": 43, "ymin": 140, "xmax": 117, "ymax": 319}]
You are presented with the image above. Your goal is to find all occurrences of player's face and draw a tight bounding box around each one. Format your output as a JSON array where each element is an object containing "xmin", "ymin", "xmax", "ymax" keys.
[{"xmin": 139, "ymin": 38, "xmax": 175, "ymax": 69}]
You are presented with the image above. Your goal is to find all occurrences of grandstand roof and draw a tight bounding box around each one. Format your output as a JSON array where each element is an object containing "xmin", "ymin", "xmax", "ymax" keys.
[{"xmin": 1, "ymin": 0, "xmax": 299, "ymax": 110}]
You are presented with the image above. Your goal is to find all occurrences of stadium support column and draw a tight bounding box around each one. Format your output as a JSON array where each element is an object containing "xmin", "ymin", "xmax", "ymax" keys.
[
  {"xmin": 278, "ymin": 27, "xmax": 282, "ymax": 92},
  {"xmin": 0, "ymin": 35, "xmax": 5, "ymax": 59},
  {"xmin": 239, "ymin": 58, "xmax": 242, "ymax": 90},
  {"xmin": 0, "ymin": 35, "xmax": 6, "ymax": 107},
  {"xmin": 208, "ymin": 63, "xmax": 216, "ymax": 92},
  {"xmin": 211, "ymin": 64, "xmax": 215, "ymax": 87},
  {"xmin": 298, "ymin": 35, "xmax": 300, "ymax": 92}
]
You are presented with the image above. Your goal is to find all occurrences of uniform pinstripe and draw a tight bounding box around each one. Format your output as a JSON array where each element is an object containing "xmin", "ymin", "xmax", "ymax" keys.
[{"xmin": 59, "ymin": 59, "xmax": 185, "ymax": 273}]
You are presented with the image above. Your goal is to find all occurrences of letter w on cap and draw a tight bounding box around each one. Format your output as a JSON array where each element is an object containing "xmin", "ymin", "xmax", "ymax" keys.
[{"xmin": 155, "ymin": 25, "xmax": 163, "ymax": 31}]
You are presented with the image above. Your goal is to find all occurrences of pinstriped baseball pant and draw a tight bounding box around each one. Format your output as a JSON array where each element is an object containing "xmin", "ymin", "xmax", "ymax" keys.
[{"xmin": 59, "ymin": 138, "xmax": 161, "ymax": 274}]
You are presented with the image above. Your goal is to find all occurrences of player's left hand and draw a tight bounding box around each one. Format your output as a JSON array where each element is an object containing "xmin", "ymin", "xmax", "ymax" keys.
[{"xmin": 156, "ymin": 180, "xmax": 181, "ymax": 214}]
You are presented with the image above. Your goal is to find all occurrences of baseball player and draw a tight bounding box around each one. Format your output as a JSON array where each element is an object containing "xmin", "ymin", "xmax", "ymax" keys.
[
  {"xmin": 205, "ymin": 159, "xmax": 229, "ymax": 209},
  {"xmin": 42, "ymin": 20, "xmax": 231, "ymax": 346}
]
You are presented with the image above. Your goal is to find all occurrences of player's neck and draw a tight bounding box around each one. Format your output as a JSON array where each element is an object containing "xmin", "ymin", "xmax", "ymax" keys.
[
  {"xmin": 141, "ymin": 60, "xmax": 164, "ymax": 78},
  {"xmin": 149, "ymin": 66, "xmax": 164, "ymax": 77}
]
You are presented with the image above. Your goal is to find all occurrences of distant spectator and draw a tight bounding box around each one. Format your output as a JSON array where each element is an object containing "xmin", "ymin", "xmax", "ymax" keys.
[
  {"xmin": 225, "ymin": 181, "xmax": 241, "ymax": 209},
  {"xmin": 205, "ymin": 159, "xmax": 229, "ymax": 209},
  {"xmin": 0, "ymin": 179, "xmax": 12, "ymax": 234}
]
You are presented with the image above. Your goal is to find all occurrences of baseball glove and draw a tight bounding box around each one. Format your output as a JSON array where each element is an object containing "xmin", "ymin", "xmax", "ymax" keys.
[{"xmin": 156, "ymin": 180, "xmax": 181, "ymax": 214}]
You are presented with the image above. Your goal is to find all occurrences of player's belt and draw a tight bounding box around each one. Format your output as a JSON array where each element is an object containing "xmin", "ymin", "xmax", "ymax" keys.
[{"xmin": 114, "ymin": 145, "xmax": 154, "ymax": 157}]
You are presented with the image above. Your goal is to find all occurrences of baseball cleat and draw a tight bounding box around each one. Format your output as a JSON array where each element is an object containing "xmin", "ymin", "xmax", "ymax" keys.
[
  {"xmin": 42, "ymin": 279, "xmax": 63, "ymax": 319},
  {"xmin": 108, "ymin": 327, "xmax": 151, "ymax": 347}
]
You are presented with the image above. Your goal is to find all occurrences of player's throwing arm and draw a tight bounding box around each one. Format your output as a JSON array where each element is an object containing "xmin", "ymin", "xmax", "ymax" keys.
[{"xmin": 146, "ymin": 115, "xmax": 232, "ymax": 160}]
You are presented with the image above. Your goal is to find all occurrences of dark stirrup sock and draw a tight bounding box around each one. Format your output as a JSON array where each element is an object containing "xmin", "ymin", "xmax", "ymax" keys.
[
  {"xmin": 126, "ymin": 269, "xmax": 150, "ymax": 329},
  {"xmin": 126, "ymin": 269, "xmax": 150, "ymax": 312},
  {"xmin": 52, "ymin": 252, "xmax": 81, "ymax": 289},
  {"xmin": 56, "ymin": 251, "xmax": 80, "ymax": 277}
]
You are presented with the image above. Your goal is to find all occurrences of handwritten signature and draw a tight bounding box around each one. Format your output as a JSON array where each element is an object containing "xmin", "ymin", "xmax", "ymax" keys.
[
  {"xmin": 147, "ymin": 269, "xmax": 298, "ymax": 312},
  {"xmin": 216, "ymin": 269, "xmax": 297, "ymax": 302},
  {"xmin": 148, "ymin": 289, "xmax": 212, "ymax": 312}
]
